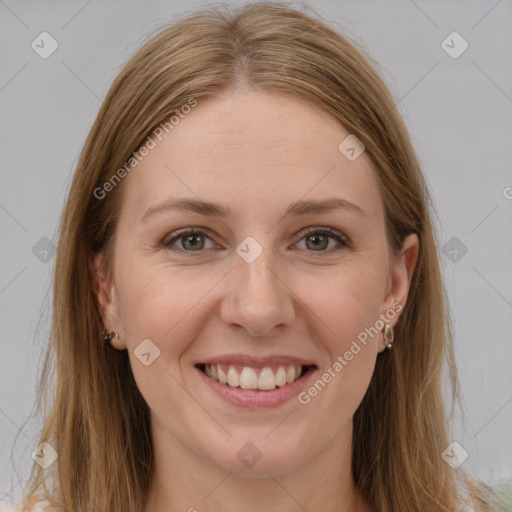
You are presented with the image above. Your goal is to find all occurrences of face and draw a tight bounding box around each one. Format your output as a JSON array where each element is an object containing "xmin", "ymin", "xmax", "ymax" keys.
[{"xmin": 94, "ymin": 90, "xmax": 418, "ymax": 478}]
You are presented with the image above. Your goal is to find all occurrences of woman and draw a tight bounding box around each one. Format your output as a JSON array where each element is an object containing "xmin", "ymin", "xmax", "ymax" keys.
[{"xmin": 13, "ymin": 3, "xmax": 495, "ymax": 511}]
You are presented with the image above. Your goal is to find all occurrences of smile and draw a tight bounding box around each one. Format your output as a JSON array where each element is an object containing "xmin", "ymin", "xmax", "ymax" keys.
[
  {"xmin": 194, "ymin": 354, "xmax": 318, "ymax": 408},
  {"xmin": 198, "ymin": 363, "xmax": 316, "ymax": 391}
]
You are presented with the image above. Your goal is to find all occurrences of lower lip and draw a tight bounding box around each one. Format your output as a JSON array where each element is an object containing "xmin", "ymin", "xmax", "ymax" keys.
[{"xmin": 196, "ymin": 366, "xmax": 317, "ymax": 409}]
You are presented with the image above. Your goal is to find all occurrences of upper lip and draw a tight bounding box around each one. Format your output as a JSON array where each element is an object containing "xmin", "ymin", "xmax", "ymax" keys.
[{"xmin": 195, "ymin": 354, "xmax": 316, "ymax": 368}]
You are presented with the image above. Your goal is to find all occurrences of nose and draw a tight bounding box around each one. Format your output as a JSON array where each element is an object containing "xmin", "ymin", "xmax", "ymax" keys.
[{"xmin": 220, "ymin": 246, "xmax": 296, "ymax": 338}]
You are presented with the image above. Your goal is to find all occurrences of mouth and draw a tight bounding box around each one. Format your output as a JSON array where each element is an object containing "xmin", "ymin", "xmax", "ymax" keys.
[{"xmin": 195, "ymin": 362, "xmax": 317, "ymax": 391}]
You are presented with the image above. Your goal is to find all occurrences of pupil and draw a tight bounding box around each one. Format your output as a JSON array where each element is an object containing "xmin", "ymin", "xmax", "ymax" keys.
[
  {"xmin": 181, "ymin": 234, "xmax": 329, "ymax": 251},
  {"xmin": 184, "ymin": 235, "xmax": 203, "ymax": 250},
  {"xmin": 307, "ymin": 234, "xmax": 327, "ymax": 250}
]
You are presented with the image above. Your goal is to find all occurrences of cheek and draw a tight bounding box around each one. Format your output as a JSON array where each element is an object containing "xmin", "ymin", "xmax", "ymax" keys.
[
  {"xmin": 310, "ymin": 263, "xmax": 387, "ymax": 350},
  {"xmin": 115, "ymin": 260, "xmax": 219, "ymax": 358},
  {"xmin": 113, "ymin": 263, "xmax": 219, "ymax": 415},
  {"xmin": 299, "ymin": 284, "xmax": 379, "ymax": 427},
  {"xmin": 301, "ymin": 262, "xmax": 386, "ymax": 406}
]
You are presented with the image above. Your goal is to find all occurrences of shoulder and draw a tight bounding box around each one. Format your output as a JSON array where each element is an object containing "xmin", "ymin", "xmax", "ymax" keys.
[
  {"xmin": 457, "ymin": 490, "xmax": 479, "ymax": 512},
  {"xmin": 0, "ymin": 505, "xmax": 49, "ymax": 512},
  {"xmin": 457, "ymin": 478, "xmax": 491, "ymax": 512},
  {"xmin": 458, "ymin": 503, "xmax": 477, "ymax": 512},
  {"xmin": 455, "ymin": 478, "xmax": 477, "ymax": 512}
]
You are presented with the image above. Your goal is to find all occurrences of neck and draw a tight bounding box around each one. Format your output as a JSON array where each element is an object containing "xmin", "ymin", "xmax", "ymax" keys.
[{"xmin": 143, "ymin": 418, "xmax": 371, "ymax": 512}]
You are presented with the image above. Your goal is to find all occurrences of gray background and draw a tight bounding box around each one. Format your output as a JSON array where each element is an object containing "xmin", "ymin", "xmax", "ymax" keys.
[{"xmin": 1, "ymin": 0, "xmax": 511, "ymax": 506}]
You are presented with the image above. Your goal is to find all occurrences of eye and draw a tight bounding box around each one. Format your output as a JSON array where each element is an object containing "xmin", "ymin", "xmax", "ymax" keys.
[
  {"xmin": 162, "ymin": 228, "xmax": 216, "ymax": 252},
  {"xmin": 294, "ymin": 227, "xmax": 349, "ymax": 252},
  {"xmin": 162, "ymin": 226, "xmax": 350, "ymax": 254}
]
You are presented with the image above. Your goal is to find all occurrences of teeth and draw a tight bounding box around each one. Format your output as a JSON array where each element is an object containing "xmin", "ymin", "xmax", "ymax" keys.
[
  {"xmin": 218, "ymin": 366, "xmax": 227, "ymax": 384},
  {"xmin": 258, "ymin": 367, "xmax": 276, "ymax": 390},
  {"xmin": 275, "ymin": 366, "xmax": 287, "ymax": 387},
  {"xmin": 227, "ymin": 365, "xmax": 239, "ymax": 387},
  {"xmin": 239, "ymin": 367, "xmax": 258, "ymax": 390},
  {"xmin": 202, "ymin": 363, "xmax": 307, "ymax": 391}
]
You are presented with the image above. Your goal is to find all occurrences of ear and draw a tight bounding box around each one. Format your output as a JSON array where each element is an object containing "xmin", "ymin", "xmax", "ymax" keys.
[
  {"xmin": 378, "ymin": 233, "xmax": 419, "ymax": 352},
  {"xmin": 91, "ymin": 253, "xmax": 126, "ymax": 350}
]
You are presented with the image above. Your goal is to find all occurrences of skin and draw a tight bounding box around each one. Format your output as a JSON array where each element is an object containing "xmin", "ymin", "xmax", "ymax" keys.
[{"xmin": 93, "ymin": 90, "xmax": 419, "ymax": 512}]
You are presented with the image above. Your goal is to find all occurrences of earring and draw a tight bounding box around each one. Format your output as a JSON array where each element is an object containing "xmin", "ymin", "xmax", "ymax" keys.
[
  {"xmin": 103, "ymin": 330, "xmax": 119, "ymax": 343},
  {"xmin": 383, "ymin": 323, "xmax": 394, "ymax": 349}
]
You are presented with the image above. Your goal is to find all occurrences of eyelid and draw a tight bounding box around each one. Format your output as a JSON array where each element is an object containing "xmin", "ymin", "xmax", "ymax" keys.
[
  {"xmin": 297, "ymin": 226, "xmax": 350, "ymax": 247},
  {"xmin": 161, "ymin": 227, "xmax": 218, "ymax": 248},
  {"xmin": 161, "ymin": 226, "xmax": 350, "ymax": 252}
]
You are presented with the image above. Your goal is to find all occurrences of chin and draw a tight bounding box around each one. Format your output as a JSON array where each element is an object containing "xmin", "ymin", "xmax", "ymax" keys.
[{"xmin": 197, "ymin": 430, "xmax": 312, "ymax": 478}]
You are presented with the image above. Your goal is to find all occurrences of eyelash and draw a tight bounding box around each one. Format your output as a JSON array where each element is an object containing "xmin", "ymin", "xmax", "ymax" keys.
[{"xmin": 161, "ymin": 227, "xmax": 350, "ymax": 254}]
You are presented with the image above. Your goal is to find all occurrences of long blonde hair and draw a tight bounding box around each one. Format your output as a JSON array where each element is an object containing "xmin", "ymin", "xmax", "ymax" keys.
[{"xmin": 16, "ymin": 2, "xmax": 494, "ymax": 511}]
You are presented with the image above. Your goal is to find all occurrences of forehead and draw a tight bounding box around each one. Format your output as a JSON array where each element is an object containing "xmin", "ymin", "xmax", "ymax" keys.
[{"xmin": 118, "ymin": 90, "xmax": 384, "ymax": 224}]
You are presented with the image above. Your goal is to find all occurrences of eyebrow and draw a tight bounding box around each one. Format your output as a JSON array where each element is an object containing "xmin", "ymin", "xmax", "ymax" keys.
[{"xmin": 141, "ymin": 197, "xmax": 367, "ymax": 222}]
